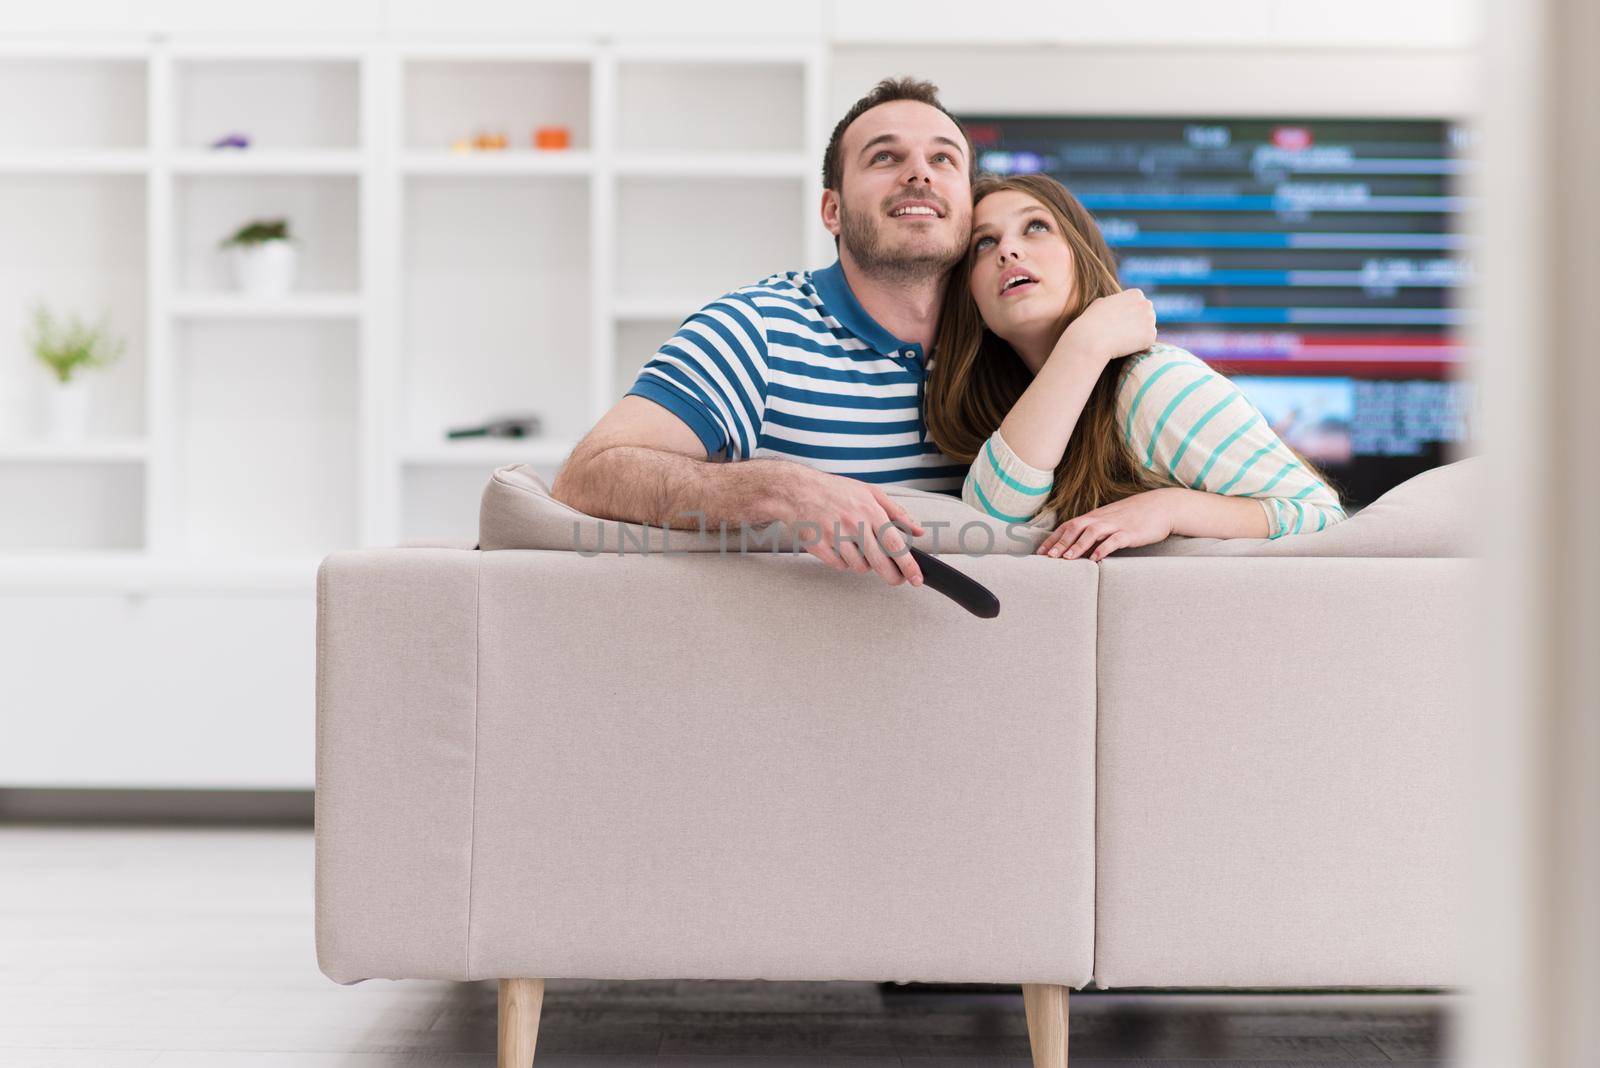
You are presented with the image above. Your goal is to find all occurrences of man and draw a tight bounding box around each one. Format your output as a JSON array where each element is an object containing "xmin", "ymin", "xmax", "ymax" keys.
[{"xmin": 551, "ymin": 78, "xmax": 977, "ymax": 588}]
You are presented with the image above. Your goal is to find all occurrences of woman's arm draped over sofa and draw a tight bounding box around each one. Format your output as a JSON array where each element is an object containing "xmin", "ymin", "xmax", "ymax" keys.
[
  {"xmin": 962, "ymin": 428, "xmax": 1056, "ymax": 523},
  {"xmin": 963, "ymin": 342, "xmax": 1350, "ymax": 537},
  {"xmin": 1117, "ymin": 344, "xmax": 1348, "ymax": 538}
]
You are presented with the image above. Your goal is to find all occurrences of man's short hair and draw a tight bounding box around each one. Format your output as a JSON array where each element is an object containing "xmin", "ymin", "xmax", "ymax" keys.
[{"xmin": 821, "ymin": 76, "xmax": 979, "ymax": 192}]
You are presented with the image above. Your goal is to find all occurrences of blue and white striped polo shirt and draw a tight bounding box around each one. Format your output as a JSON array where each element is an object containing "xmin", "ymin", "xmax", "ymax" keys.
[{"xmin": 624, "ymin": 260, "xmax": 966, "ymax": 492}]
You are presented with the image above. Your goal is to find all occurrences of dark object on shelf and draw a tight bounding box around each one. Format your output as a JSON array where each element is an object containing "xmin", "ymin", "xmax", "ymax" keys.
[
  {"xmin": 908, "ymin": 546, "xmax": 1000, "ymax": 619},
  {"xmin": 447, "ymin": 415, "xmax": 542, "ymax": 440},
  {"xmin": 209, "ymin": 132, "xmax": 251, "ymax": 149}
]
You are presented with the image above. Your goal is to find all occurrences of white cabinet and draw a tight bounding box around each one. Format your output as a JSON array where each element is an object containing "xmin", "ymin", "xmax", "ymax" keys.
[{"xmin": 0, "ymin": 584, "xmax": 314, "ymax": 789}]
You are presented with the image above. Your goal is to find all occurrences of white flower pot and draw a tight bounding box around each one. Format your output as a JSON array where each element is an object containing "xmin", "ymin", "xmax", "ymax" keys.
[
  {"xmin": 46, "ymin": 377, "xmax": 91, "ymax": 441},
  {"xmin": 230, "ymin": 240, "xmax": 297, "ymax": 298}
]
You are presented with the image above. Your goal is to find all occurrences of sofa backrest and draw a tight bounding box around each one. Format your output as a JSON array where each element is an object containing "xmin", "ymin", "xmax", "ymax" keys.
[
  {"xmin": 476, "ymin": 455, "xmax": 1483, "ymax": 560},
  {"xmin": 1116, "ymin": 454, "xmax": 1483, "ymax": 558},
  {"xmin": 478, "ymin": 463, "xmax": 1055, "ymax": 555}
]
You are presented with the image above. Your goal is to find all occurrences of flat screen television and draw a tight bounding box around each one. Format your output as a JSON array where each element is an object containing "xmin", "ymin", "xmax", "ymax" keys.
[{"xmin": 957, "ymin": 114, "xmax": 1477, "ymax": 510}]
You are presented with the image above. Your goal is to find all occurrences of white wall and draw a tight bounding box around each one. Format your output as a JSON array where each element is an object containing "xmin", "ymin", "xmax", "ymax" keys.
[
  {"xmin": 1, "ymin": 0, "xmax": 1481, "ymax": 50},
  {"xmin": 830, "ymin": 46, "xmax": 1476, "ymax": 119}
]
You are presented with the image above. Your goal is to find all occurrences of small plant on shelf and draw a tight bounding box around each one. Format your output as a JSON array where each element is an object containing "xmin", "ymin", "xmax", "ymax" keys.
[
  {"xmin": 23, "ymin": 302, "xmax": 126, "ymax": 440},
  {"xmin": 219, "ymin": 218, "xmax": 292, "ymax": 249},
  {"xmin": 219, "ymin": 217, "xmax": 299, "ymax": 298},
  {"xmin": 26, "ymin": 302, "xmax": 125, "ymax": 384}
]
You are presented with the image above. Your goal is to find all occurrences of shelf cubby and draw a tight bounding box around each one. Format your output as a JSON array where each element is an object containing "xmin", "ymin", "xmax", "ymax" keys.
[
  {"xmin": 403, "ymin": 56, "xmax": 592, "ymax": 155},
  {"xmin": 0, "ymin": 56, "xmax": 146, "ymax": 153},
  {"xmin": 0, "ymin": 461, "xmax": 145, "ymax": 552},
  {"xmin": 613, "ymin": 316, "xmax": 687, "ymax": 403},
  {"xmin": 402, "ymin": 174, "xmax": 592, "ymax": 448},
  {"xmin": 615, "ymin": 59, "xmax": 804, "ymax": 155},
  {"xmin": 400, "ymin": 461, "xmax": 560, "ymax": 545},
  {"xmin": 614, "ymin": 176, "xmax": 804, "ymax": 301},
  {"xmin": 0, "ymin": 173, "xmax": 147, "ymax": 440},
  {"xmin": 173, "ymin": 174, "xmax": 361, "ymax": 295},
  {"xmin": 175, "ymin": 57, "xmax": 360, "ymax": 153},
  {"xmin": 172, "ymin": 319, "xmax": 359, "ymax": 557}
]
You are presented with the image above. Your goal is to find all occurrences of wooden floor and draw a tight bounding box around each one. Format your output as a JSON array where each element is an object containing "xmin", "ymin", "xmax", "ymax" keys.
[{"xmin": 0, "ymin": 826, "xmax": 1454, "ymax": 1066}]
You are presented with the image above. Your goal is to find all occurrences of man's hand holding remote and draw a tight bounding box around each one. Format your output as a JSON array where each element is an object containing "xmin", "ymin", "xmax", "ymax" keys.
[{"xmin": 772, "ymin": 466, "xmax": 926, "ymax": 588}]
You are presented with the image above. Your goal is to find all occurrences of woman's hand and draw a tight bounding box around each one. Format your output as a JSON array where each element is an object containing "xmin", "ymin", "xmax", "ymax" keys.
[
  {"xmin": 1053, "ymin": 288, "xmax": 1158, "ymax": 367},
  {"xmin": 1036, "ymin": 488, "xmax": 1176, "ymax": 561}
]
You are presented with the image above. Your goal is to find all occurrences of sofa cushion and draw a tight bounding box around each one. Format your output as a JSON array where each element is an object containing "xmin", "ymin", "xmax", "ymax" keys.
[
  {"xmin": 1113, "ymin": 455, "xmax": 1483, "ymax": 559},
  {"xmin": 478, "ymin": 462, "xmax": 1055, "ymax": 555}
]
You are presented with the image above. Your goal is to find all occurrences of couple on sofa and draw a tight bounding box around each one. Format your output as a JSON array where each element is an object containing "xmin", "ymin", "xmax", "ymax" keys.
[{"xmin": 550, "ymin": 77, "xmax": 1349, "ymax": 588}]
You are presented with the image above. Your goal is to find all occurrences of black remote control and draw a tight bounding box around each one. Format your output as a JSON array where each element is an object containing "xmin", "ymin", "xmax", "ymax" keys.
[{"xmin": 908, "ymin": 546, "xmax": 1000, "ymax": 619}]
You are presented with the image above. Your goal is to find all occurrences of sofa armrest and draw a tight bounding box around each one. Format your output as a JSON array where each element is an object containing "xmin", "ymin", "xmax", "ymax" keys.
[
  {"xmin": 1093, "ymin": 556, "xmax": 1477, "ymax": 988},
  {"xmin": 315, "ymin": 547, "xmax": 481, "ymax": 983}
]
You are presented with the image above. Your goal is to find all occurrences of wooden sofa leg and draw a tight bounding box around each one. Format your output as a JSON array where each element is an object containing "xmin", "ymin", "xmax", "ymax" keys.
[
  {"xmin": 498, "ymin": 978, "xmax": 545, "ymax": 1067},
  {"xmin": 1022, "ymin": 983, "xmax": 1069, "ymax": 1067}
]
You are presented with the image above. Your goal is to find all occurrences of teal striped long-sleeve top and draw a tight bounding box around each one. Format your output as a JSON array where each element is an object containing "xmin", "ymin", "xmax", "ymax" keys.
[{"xmin": 961, "ymin": 342, "xmax": 1349, "ymax": 539}]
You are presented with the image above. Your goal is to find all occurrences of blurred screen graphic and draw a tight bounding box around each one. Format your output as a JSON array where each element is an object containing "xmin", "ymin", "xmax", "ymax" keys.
[{"xmin": 960, "ymin": 115, "xmax": 1478, "ymax": 508}]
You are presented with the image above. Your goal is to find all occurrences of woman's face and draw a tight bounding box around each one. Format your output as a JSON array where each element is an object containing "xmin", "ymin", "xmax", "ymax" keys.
[{"xmin": 967, "ymin": 190, "xmax": 1078, "ymax": 355}]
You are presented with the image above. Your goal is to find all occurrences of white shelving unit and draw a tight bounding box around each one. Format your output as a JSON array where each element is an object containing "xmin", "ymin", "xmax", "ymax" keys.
[
  {"xmin": 0, "ymin": 44, "xmax": 152, "ymax": 573},
  {"xmin": 0, "ymin": 38, "xmax": 831, "ymax": 584},
  {"xmin": 387, "ymin": 39, "xmax": 829, "ymax": 546}
]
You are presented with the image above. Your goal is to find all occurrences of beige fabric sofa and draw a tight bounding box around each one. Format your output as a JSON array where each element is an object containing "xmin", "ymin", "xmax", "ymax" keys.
[{"xmin": 315, "ymin": 458, "xmax": 1478, "ymax": 1066}]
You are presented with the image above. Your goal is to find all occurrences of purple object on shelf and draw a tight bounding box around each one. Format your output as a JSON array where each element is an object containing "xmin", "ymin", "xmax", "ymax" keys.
[{"xmin": 209, "ymin": 132, "xmax": 251, "ymax": 150}]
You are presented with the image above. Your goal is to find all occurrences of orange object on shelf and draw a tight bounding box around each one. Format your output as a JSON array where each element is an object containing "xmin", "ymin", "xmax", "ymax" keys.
[{"xmin": 533, "ymin": 126, "xmax": 571, "ymax": 150}]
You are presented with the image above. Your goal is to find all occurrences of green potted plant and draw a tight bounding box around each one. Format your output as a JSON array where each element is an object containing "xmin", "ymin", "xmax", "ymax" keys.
[
  {"xmin": 219, "ymin": 217, "xmax": 298, "ymax": 297},
  {"xmin": 24, "ymin": 302, "xmax": 126, "ymax": 441}
]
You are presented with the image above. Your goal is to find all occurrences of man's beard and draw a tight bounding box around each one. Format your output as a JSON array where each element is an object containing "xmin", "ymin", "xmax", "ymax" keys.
[{"xmin": 839, "ymin": 195, "xmax": 967, "ymax": 284}]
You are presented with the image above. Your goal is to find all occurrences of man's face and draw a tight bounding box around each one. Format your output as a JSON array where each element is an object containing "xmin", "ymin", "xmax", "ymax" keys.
[{"xmin": 825, "ymin": 100, "xmax": 973, "ymax": 282}]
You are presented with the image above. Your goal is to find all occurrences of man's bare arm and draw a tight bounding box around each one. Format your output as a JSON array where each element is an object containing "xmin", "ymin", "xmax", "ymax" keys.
[
  {"xmin": 550, "ymin": 395, "xmax": 803, "ymax": 530},
  {"xmin": 550, "ymin": 396, "xmax": 927, "ymax": 588}
]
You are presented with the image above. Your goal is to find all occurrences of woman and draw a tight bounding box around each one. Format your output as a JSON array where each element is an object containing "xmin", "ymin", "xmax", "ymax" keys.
[{"xmin": 926, "ymin": 173, "xmax": 1348, "ymax": 561}]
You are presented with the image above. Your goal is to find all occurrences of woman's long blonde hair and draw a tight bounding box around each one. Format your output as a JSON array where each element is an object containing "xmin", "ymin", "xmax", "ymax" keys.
[{"xmin": 926, "ymin": 172, "xmax": 1339, "ymax": 526}]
